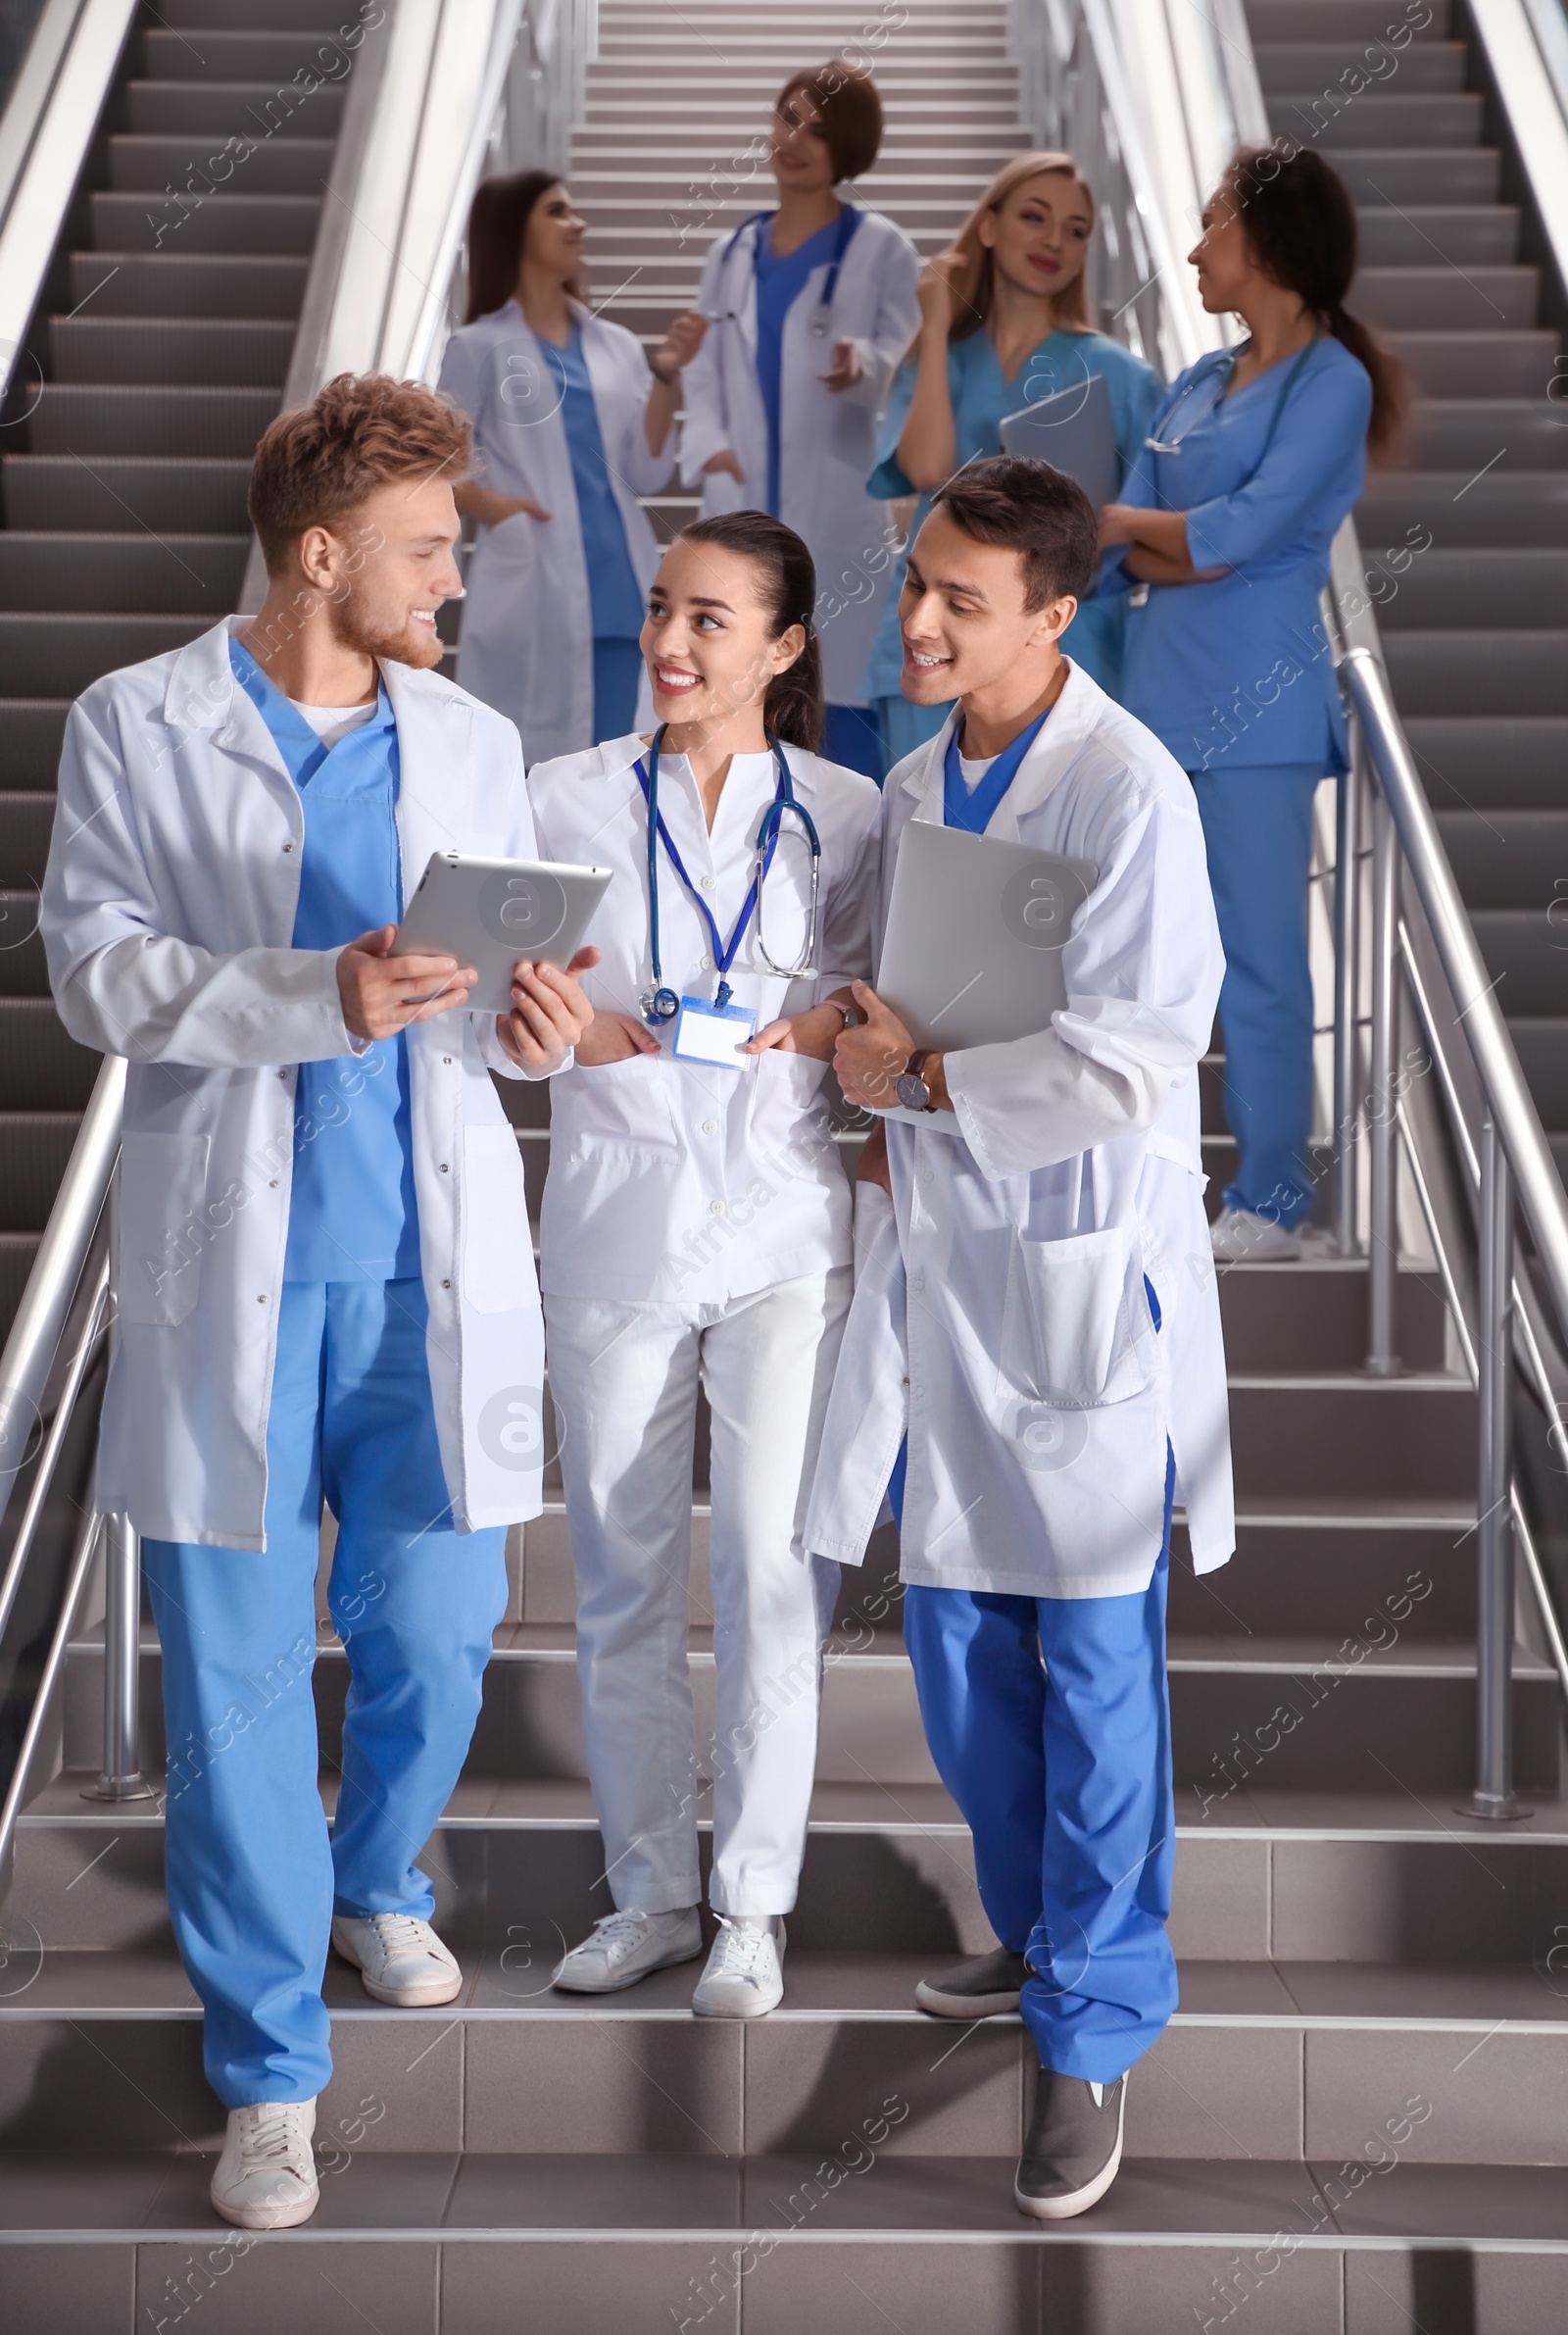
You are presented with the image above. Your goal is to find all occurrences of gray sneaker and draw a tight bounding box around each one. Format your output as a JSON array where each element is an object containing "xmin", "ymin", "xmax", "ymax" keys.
[
  {"xmin": 1015, "ymin": 2068, "xmax": 1127, "ymax": 2220},
  {"xmin": 551, "ymin": 1907, "xmax": 703, "ymax": 1994},
  {"xmin": 915, "ymin": 1947, "xmax": 1030, "ymax": 2018}
]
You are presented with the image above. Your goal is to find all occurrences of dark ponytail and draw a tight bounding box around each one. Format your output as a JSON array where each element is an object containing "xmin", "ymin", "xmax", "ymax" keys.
[
  {"xmin": 1229, "ymin": 145, "xmax": 1406, "ymax": 460},
  {"xmin": 675, "ymin": 512, "xmax": 825, "ymax": 751}
]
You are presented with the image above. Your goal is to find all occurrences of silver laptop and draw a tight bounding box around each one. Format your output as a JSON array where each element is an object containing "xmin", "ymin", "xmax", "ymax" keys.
[
  {"xmin": 999, "ymin": 370, "xmax": 1118, "ymax": 508},
  {"xmin": 871, "ymin": 820, "xmax": 1097, "ymax": 1125}
]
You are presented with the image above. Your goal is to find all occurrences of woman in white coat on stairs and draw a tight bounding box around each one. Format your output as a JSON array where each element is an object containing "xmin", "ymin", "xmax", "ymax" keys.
[
  {"xmin": 677, "ymin": 62, "xmax": 920, "ymax": 779},
  {"xmin": 526, "ymin": 512, "xmax": 883, "ymax": 2018},
  {"xmin": 438, "ymin": 171, "xmax": 707, "ymax": 762}
]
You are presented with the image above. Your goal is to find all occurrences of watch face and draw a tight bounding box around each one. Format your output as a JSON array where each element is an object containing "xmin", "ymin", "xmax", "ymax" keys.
[{"xmin": 895, "ymin": 1071, "xmax": 929, "ymax": 1113}]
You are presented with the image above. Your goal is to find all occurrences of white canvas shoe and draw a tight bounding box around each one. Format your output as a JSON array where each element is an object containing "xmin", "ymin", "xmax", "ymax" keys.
[
  {"xmin": 331, "ymin": 1912, "xmax": 463, "ymax": 2007},
  {"xmin": 551, "ymin": 1907, "xmax": 704, "ymax": 1994},
  {"xmin": 1209, "ymin": 1207, "xmax": 1303, "ymax": 1264},
  {"xmin": 210, "ymin": 2098, "xmax": 318, "ymax": 2231},
  {"xmin": 691, "ymin": 1916, "xmax": 785, "ymax": 2018}
]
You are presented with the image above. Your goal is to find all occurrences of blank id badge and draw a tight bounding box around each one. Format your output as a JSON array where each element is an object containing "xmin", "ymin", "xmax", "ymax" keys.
[{"xmin": 671, "ymin": 995, "xmax": 757, "ymax": 1068}]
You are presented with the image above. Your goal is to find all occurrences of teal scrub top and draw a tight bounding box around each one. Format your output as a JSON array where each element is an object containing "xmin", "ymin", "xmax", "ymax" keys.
[
  {"xmin": 229, "ymin": 637, "xmax": 421, "ymax": 1284},
  {"xmin": 861, "ymin": 325, "xmax": 1161, "ymax": 702},
  {"xmin": 1105, "ymin": 332, "xmax": 1371, "ymax": 774}
]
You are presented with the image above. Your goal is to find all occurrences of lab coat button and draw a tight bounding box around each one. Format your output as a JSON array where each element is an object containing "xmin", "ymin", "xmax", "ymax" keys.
[
  {"xmin": 282, "ymin": 842, "xmax": 295, "ymax": 854},
  {"xmin": 910, "ymin": 1276, "xmax": 924, "ymax": 1291},
  {"xmin": 440, "ymin": 1163, "xmax": 450, "ymax": 1172},
  {"xmin": 709, "ymin": 1199, "xmax": 725, "ymax": 1216},
  {"xmin": 700, "ymin": 956, "xmax": 713, "ymax": 970},
  {"xmin": 443, "ymin": 1056, "xmax": 453, "ymax": 1066},
  {"xmin": 702, "ymin": 1119, "xmax": 717, "ymax": 1134},
  {"xmin": 699, "ymin": 874, "xmax": 713, "ymax": 890}
]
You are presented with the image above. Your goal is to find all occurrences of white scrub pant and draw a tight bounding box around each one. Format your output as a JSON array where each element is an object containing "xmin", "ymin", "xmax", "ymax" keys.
[{"xmin": 545, "ymin": 1269, "xmax": 849, "ymax": 1917}]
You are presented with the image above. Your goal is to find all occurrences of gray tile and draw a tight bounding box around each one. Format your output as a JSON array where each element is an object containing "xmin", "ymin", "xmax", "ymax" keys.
[
  {"xmin": 1278, "ymin": 1960, "xmax": 1568, "ymax": 2022},
  {"xmin": 742, "ymin": 2016, "xmax": 1022, "ymax": 2156},
  {"xmin": 1123, "ymin": 2025, "xmax": 1302, "ymax": 2160},
  {"xmin": 1321, "ymin": 2159, "xmax": 1568, "ymax": 2243},
  {"xmin": 439, "ymin": 2237, "xmax": 740, "ymax": 2334},
  {"xmin": 1072, "ymin": 2157, "xmax": 1331, "ymax": 2237},
  {"xmin": 467, "ymin": 1944, "xmax": 705, "ymax": 2012},
  {"xmin": 0, "ymin": 2019, "xmax": 211, "ymax": 2152},
  {"xmin": 136, "ymin": 2237, "xmax": 438, "ymax": 2334},
  {"xmin": 0, "ymin": 1945, "xmax": 197, "ymax": 2012},
  {"xmin": 1348, "ymin": 2245, "xmax": 1568, "ymax": 2334},
  {"xmin": 141, "ymin": 2150, "xmax": 458, "ymax": 2233},
  {"xmin": 742, "ymin": 2233, "xmax": 1040, "ymax": 2334},
  {"xmin": 463, "ymin": 2013, "xmax": 742, "ymax": 2153},
  {"xmin": 320, "ymin": 1948, "xmax": 479, "ymax": 2012},
  {"xmin": 1169, "ymin": 1836, "xmax": 1272, "ymax": 1959},
  {"xmin": 1303, "ymin": 2028, "xmax": 1568, "ymax": 2163},
  {"xmin": 1177, "ymin": 1961, "xmax": 1298, "ymax": 2016},
  {"xmin": 1270, "ymin": 1839, "xmax": 1538, "ymax": 1963},
  {"xmin": 444, "ymin": 2151, "xmax": 741, "ymax": 2229},
  {"xmin": 0, "ymin": 2239, "xmax": 135, "ymax": 2323},
  {"xmin": 318, "ymin": 2016, "xmax": 465, "ymax": 2153},
  {"xmin": 0, "ymin": 2149, "xmax": 172, "ymax": 2231},
  {"xmin": 741, "ymin": 2152, "xmax": 1024, "ymax": 2234},
  {"xmin": 1042, "ymin": 2235, "xmax": 1343, "ymax": 2334}
]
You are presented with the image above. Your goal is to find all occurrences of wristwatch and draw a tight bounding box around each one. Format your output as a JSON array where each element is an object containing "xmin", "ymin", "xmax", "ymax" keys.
[{"xmin": 895, "ymin": 1048, "xmax": 938, "ymax": 1114}]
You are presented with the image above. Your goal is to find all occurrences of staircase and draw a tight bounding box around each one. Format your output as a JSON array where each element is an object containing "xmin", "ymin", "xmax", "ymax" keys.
[
  {"xmin": 3, "ymin": 5, "xmax": 1568, "ymax": 2330},
  {"xmin": 0, "ymin": 0, "xmax": 357, "ymax": 1337}
]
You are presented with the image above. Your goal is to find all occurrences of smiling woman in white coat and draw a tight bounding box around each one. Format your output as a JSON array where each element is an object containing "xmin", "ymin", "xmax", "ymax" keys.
[
  {"xmin": 526, "ymin": 513, "xmax": 883, "ymax": 2020},
  {"xmin": 677, "ymin": 63, "xmax": 919, "ymax": 780},
  {"xmin": 438, "ymin": 172, "xmax": 706, "ymax": 762}
]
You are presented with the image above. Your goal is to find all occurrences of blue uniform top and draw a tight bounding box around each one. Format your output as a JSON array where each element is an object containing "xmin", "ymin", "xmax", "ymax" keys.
[
  {"xmin": 542, "ymin": 322, "xmax": 644, "ymax": 640},
  {"xmin": 753, "ymin": 212, "xmax": 844, "ymax": 518},
  {"xmin": 861, "ymin": 326, "xmax": 1161, "ymax": 701},
  {"xmin": 1105, "ymin": 332, "xmax": 1372, "ymax": 774},
  {"xmin": 229, "ymin": 637, "xmax": 420, "ymax": 1283}
]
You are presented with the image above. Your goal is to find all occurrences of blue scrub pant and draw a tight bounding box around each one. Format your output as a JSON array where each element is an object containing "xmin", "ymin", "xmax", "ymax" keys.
[
  {"xmin": 142, "ymin": 1277, "xmax": 507, "ymax": 2108},
  {"xmin": 593, "ymin": 636, "xmax": 644, "ymax": 743},
  {"xmin": 1191, "ymin": 762, "xmax": 1323, "ymax": 1231},
  {"xmin": 821, "ymin": 702, "xmax": 887, "ymax": 782},
  {"xmin": 902, "ymin": 1452, "xmax": 1178, "ymax": 2084}
]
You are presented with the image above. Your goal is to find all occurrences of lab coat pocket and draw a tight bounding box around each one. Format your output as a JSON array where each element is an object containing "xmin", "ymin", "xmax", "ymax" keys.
[
  {"xmin": 116, "ymin": 1132, "xmax": 212, "ymax": 1327},
  {"xmin": 999, "ymin": 1223, "xmax": 1155, "ymax": 1408},
  {"xmin": 463, "ymin": 1123, "xmax": 535, "ymax": 1315}
]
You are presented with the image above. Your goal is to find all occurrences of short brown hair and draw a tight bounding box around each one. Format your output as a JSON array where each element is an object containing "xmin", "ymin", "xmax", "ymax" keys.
[
  {"xmin": 931, "ymin": 456, "xmax": 1099, "ymax": 610},
  {"xmin": 248, "ymin": 373, "xmax": 472, "ymax": 571},
  {"xmin": 775, "ymin": 62, "xmax": 882, "ymax": 183}
]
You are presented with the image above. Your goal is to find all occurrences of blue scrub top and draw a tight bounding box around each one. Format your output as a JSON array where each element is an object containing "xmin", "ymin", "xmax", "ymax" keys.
[
  {"xmin": 542, "ymin": 323, "xmax": 644, "ymax": 640},
  {"xmin": 1106, "ymin": 333, "xmax": 1371, "ymax": 774},
  {"xmin": 753, "ymin": 213, "xmax": 842, "ymax": 518},
  {"xmin": 229, "ymin": 638, "xmax": 421, "ymax": 1283},
  {"xmin": 862, "ymin": 326, "xmax": 1161, "ymax": 703}
]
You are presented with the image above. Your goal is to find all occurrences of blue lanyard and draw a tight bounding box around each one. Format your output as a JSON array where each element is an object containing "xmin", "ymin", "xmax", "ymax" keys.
[
  {"xmin": 943, "ymin": 705, "xmax": 1054, "ymax": 836},
  {"xmin": 722, "ymin": 204, "xmax": 862, "ymax": 331},
  {"xmin": 634, "ymin": 726, "xmax": 818, "ymax": 1020}
]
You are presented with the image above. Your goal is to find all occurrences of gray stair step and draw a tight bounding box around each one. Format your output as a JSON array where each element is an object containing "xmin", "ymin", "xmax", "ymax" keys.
[
  {"xmin": 0, "ymin": 793, "xmax": 54, "ymax": 885},
  {"xmin": 153, "ymin": 0, "xmax": 369, "ymax": 23},
  {"xmin": 1436, "ymin": 813, "xmax": 1568, "ymax": 910},
  {"xmin": 141, "ymin": 28, "xmax": 363, "ymax": 79},
  {"xmin": 1368, "ymin": 547, "xmax": 1568, "ymax": 629},
  {"xmin": 0, "ymin": 615, "xmax": 210, "ymax": 700},
  {"xmin": 1469, "ymin": 911, "xmax": 1568, "ymax": 1017},
  {"xmin": 1408, "ymin": 716, "xmax": 1568, "ymax": 807},
  {"xmin": 0, "ymin": 533, "xmax": 245, "ymax": 615},
  {"xmin": 0, "ymin": 702, "xmax": 69, "ymax": 790},
  {"xmin": 1395, "ymin": 399, "xmax": 1568, "ymax": 472},
  {"xmin": 1354, "ymin": 202, "xmax": 1519, "ymax": 267},
  {"xmin": 48, "ymin": 313, "xmax": 296, "ymax": 387},
  {"xmin": 1246, "ymin": 0, "xmax": 1450, "ymax": 37},
  {"xmin": 1358, "ymin": 470, "xmax": 1568, "ymax": 547},
  {"xmin": 66, "ymin": 250, "xmax": 308, "ymax": 318},
  {"xmin": 1266, "ymin": 90, "xmax": 1485, "ymax": 146},
  {"xmin": 1, "ymin": 456, "xmax": 251, "ymax": 533},
  {"xmin": 1226, "ymin": 1375, "xmax": 1474, "ymax": 1503},
  {"xmin": 1254, "ymin": 38, "xmax": 1467, "ymax": 91},
  {"xmin": 1384, "ymin": 629, "xmax": 1568, "ymax": 717},
  {"xmin": 106, "ymin": 131, "xmax": 337, "ymax": 195},
  {"xmin": 0, "ymin": 895, "xmax": 49, "ymax": 996},
  {"xmin": 123, "ymin": 77, "xmax": 347, "ymax": 138},
  {"xmin": 87, "ymin": 189, "xmax": 321, "ymax": 257},
  {"xmin": 1324, "ymin": 145, "xmax": 1503, "ymax": 203},
  {"xmin": 0, "ymin": 999, "xmax": 98, "ymax": 1109},
  {"xmin": 1351, "ymin": 265, "xmax": 1538, "ymax": 331},
  {"xmin": 0, "ymin": 1232, "xmax": 40, "ymax": 1337},
  {"xmin": 1385, "ymin": 328, "xmax": 1555, "ymax": 395},
  {"xmin": 0, "ymin": 1113, "xmax": 86, "ymax": 1230},
  {"xmin": 25, "ymin": 384, "xmax": 278, "ymax": 460},
  {"xmin": 1502, "ymin": 1020, "xmax": 1568, "ymax": 1130}
]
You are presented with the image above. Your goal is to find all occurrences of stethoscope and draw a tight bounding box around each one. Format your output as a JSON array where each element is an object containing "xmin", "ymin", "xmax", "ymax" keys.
[
  {"xmin": 1144, "ymin": 330, "xmax": 1320, "ymax": 458},
  {"xmin": 634, "ymin": 724, "xmax": 822, "ymax": 1024},
  {"xmin": 712, "ymin": 204, "xmax": 862, "ymax": 337}
]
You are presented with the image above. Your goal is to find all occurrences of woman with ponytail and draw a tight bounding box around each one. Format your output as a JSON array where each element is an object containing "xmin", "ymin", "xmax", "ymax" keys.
[
  {"xmin": 524, "ymin": 512, "xmax": 882, "ymax": 2018},
  {"xmin": 1102, "ymin": 145, "xmax": 1405, "ymax": 1261}
]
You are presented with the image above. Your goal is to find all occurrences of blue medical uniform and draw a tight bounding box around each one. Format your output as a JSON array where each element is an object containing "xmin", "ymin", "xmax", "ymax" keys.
[
  {"xmin": 1107, "ymin": 333, "xmax": 1371, "ymax": 1228},
  {"xmin": 862, "ymin": 328, "xmax": 1160, "ymax": 770},
  {"xmin": 543, "ymin": 323, "xmax": 646, "ymax": 740},
  {"xmin": 141, "ymin": 642, "xmax": 507, "ymax": 2108}
]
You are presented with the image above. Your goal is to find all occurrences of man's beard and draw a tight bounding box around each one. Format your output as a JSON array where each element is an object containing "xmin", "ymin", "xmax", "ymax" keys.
[{"xmin": 328, "ymin": 577, "xmax": 443, "ymax": 671}]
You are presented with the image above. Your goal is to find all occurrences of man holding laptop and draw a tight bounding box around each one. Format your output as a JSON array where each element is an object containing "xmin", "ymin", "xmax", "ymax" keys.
[
  {"xmin": 812, "ymin": 455, "xmax": 1233, "ymax": 2220},
  {"xmin": 41, "ymin": 374, "xmax": 593, "ymax": 2231}
]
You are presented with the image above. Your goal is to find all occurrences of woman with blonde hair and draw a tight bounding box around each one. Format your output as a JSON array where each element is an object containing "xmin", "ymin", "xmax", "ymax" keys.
[{"xmin": 863, "ymin": 152, "xmax": 1159, "ymax": 769}]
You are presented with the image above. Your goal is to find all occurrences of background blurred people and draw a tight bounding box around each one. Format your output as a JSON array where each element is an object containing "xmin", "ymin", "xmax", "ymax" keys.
[
  {"xmin": 863, "ymin": 153, "xmax": 1160, "ymax": 769},
  {"xmin": 439, "ymin": 171, "xmax": 705, "ymax": 762},
  {"xmin": 1102, "ymin": 145, "xmax": 1405, "ymax": 1261},
  {"xmin": 678, "ymin": 62, "xmax": 920, "ymax": 780}
]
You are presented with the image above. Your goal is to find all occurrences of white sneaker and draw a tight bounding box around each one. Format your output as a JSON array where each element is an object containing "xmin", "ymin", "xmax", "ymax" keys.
[
  {"xmin": 1209, "ymin": 1207, "xmax": 1303, "ymax": 1264},
  {"xmin": 551, "ymin": 1906, "xmax": 703, "ymax": 1994},
  {"xmin": 692, "ymin": 1915, "xmax": 785, "ymax": 2018},
  {"xmin": 210, "ymin": 2098, "xmax": 318, "ymax": 2231},
  {"xmin": 331, "ymin": 1912, "xmax": 463, "ymax": 2007}
]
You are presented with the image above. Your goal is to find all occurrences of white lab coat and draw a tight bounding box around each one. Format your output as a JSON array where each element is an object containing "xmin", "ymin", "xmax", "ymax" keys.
[
  {"xmin": 437, "ymin": 300, "xmax": 671, "ymax": 763},
  {"xmin": 41, "ymin": 618, "xmax": 554, "ymax": 1550},
  {"xmin": 805, "ymin": 666, "xmax": 1236, "ymax": 1597},
  {"xmin": 527, "ymin": 733, "xmax": 881, "ymax": 1305},
  {"xmin": 678, "ymin": 209, "xmax": 920, "ymax": 708}
]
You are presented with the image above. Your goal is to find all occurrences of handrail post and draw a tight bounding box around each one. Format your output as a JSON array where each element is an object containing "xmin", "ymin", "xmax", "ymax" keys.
[
  {"xmin": 1462, "ymin": 1119, "xmax": 1528, "ymax": 1819},
  {"xmin": 1366, "ymin": 779, "xmax": 1400, "ymax": 1373},
  {"xmin": 81, "ymin": 1514, "xmax": 153, "ymax": 1803},
  {"xmin": 1333, "ymin": 744, "xmax": 1362, "ymax": 1257}
]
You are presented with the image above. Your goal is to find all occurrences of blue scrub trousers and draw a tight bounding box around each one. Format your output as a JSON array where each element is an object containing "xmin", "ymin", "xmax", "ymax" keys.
[
  {"xmin": 902, "ymin": 1451, "xmax": 1178, "ymax": 2084},
  {"xmin": 143, "ymin": 1277, "xmax": 507, "ymax": 2108},
  {"xmin": 1191, "ymin": 763, "xmax": 1322, "ymax": 1230},
  {"xmin": 593, "ymin": 637, "xmax": 643, "ymax": 744}
]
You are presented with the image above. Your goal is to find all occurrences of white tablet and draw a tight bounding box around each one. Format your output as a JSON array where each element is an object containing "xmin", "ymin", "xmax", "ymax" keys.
[{"xmin": 394, "ymin": 852, "xmax": 612, "ymax": 1014}]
